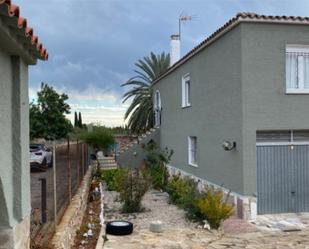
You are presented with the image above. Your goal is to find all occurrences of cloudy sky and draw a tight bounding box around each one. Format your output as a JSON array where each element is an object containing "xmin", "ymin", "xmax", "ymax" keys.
[{"xmin": 16, "ymin": 0, "xmax": 309, "ymax": 126}]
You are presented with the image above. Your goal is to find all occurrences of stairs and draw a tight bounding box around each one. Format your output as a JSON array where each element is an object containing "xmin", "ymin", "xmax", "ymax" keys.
[
  {"xmin": 97, "ymin": 156, "xmax": 118, "ymax": 170},
  {"xmin": 116, "ymin": 127, "xmax": 160, "ymax": 168},
  {"xmin": 116, "ymin": 128, "xmax": 158, "ymax": 157}
]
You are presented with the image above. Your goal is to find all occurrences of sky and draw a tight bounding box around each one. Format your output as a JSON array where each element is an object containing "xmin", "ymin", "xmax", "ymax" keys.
[{"xmin": 16, "ymin": 0, "xmax": 309, "ymax": 126}]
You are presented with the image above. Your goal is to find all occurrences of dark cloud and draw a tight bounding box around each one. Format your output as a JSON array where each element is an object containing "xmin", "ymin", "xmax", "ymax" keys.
[{"xmin": 17, "ymin": 0, "xmax": 309, "ymax": 124}]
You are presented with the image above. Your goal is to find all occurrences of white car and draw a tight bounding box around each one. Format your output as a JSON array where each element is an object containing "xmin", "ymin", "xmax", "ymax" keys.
[{"xmin": 30, "ymin": 144, "xmax": 53, "ymax": 169}]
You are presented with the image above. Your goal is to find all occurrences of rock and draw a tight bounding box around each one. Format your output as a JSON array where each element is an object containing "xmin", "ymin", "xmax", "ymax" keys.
[
  {"xmin": 87, "ymin": 229, "xmax": 93, "ymax": 237},
  {"xmin": 150, "ymin": 220, "xmax": 163, "ymax": 233}
]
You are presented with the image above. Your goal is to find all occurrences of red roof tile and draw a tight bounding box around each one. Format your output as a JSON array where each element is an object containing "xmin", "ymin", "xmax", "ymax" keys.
[
  {"xmin": 153, "ymin": 12, "xmax": 309, "ymax": 85},
  {"xmin": 0, "ymin": 0, "xmax": 48, "ymax": 60}
]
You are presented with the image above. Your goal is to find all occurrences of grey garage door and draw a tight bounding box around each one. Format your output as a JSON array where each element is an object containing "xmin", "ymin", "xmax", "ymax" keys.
[{"xmin": 257, "ymin": 131, "xmax": 309, "ymax": 214}]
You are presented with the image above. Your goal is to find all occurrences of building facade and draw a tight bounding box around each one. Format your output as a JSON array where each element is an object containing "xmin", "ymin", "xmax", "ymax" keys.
[
  {"xmin": 152, "ymin": 13, "xmax": 309, "ymax": 218},
  {"xmin": 0, "ymin": 1, "xmax": 48, "ymax": 248}
]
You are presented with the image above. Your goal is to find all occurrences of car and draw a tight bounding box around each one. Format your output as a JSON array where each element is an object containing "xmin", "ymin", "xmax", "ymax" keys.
[{"xmin": 30, "ymin": 144, "xmax": 53, "ymax": 170}]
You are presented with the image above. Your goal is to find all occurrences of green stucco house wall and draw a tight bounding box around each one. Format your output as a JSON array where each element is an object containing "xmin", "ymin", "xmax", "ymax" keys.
[
  {"xmin": 0, "ymin": 1, "xmax": 48, "ymax": 248},
  {"xmin": 152, "ymin": 13, "xmax": 309, "ymax": 218}
]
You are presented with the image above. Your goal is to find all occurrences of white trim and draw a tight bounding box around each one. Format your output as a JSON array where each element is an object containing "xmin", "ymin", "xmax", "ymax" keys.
[
  {"xmin": 286, "ymin": 44, "xmax": 309, "ymax": 53},
  {"xmin": 189, "ymin": 163, "xmax": 198, "ymax": 168},
  {"xmin": 154, "ymin": 90, "xmax": 161, "ymax": 109},
  {"xmin": 181, "ymin": 73, "xmax": 191, "ymax": 108},
  {"xmin": 286, "ymin": 89, "xmax": 309, "ymax": 94},
  {"xmin": 256, "ymin": 141, "xmax": 309, "ymax": 146},
  {"xmin": 286, "ymin": 45, "xmax": 309, "ymax": 92},
  {"xmin": 188, "ymin": 136, "xmax": 198, "ymax": 166}
]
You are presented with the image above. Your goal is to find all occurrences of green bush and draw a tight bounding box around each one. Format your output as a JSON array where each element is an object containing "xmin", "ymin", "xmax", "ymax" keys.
[
  {"xmin": 80, "ymin": 126, "xmax": 115, "ymax": 151},
  {"xmin": 144, "ymin": 142, "xmax": 173, "ymax": 190},
  {"xmin": 194, "ymin": 187, "xmax": 234, "ymax": 229},
  {"xmin": 100, "ymin": 168, "xmax": 127, "ymax": 191},
  {"xmin": 117, "ymin": 169, "xmax": 150, "ymax": 213},
  {"xmin": 166, "ymin": 175, "xmax": 202, "ymax": 219}
]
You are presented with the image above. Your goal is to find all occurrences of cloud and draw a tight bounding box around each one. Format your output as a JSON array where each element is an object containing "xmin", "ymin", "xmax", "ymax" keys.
[{"xmin": 19, "ymin": 0, "xmax": 309, "ymax": 126}]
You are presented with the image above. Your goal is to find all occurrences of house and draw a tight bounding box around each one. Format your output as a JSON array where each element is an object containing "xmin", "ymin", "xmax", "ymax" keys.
[
  {"xmin": 0, "ymin": 1, "xmax": 48, "ymax": 248},
  {"xmin": 151, "ymin": 12, "xmax": 309, "ymax": 219}
]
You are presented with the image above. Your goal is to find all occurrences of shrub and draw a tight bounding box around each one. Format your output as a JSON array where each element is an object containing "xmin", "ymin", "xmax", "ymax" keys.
[
  {"xmin": 194, "ymin": 187, "xmax": 234, "ymax": 229},
  {"xmin": 80, "ymin": 126, "xmax": 115, "ymax": 151},
  {"xmin": 117, "ymin": 169, "xmax": 150, "ymax": 213},
  {"xmin": 166, "ymin": 175, "xmax": 201, "ymax": 219},
  {"xmin": 100, "ymin": 168, "xmax": 127, "ymax": 191},
  {"xmin": 144, "ymin": 142, "xmax": 173, "ymax": 190}
]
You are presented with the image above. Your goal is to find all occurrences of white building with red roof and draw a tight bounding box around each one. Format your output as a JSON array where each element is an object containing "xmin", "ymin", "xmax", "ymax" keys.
[{"xmin": 0, "ymin": 1, "xmax": 47, "ymax": 248}]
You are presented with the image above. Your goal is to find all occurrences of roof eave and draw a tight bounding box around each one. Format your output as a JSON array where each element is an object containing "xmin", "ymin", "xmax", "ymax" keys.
[
  {"xmin": 152, "ymin": 16, "xmax": 309, "ymax": 86},
  {"xmin": 0, "ymin": 16, "xmax": 37, "ymax": 64}
]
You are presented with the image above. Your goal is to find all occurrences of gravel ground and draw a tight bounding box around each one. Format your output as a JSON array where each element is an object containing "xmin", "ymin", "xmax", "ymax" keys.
[
  {"xmin": 104, "ymin": 189, "xmax": 199, "ymax": 230},
  {"xmin": 103, "ymin": 189, "xmax": 223, "ymax": 249},
  {"xmin": 102, "ymin": 188, "xmax": 309, "ymax": 249}
]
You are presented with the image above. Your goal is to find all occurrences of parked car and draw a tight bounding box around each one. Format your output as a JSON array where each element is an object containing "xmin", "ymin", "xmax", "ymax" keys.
[{"xmin": 30, "ymin": 144, "xmax": 52, "ymax": 170}]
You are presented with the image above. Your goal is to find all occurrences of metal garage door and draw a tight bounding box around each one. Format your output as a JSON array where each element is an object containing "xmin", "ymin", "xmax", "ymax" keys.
[{"xmin": 257, "ymin": 130, "xmax": 309, "ymax": 214}]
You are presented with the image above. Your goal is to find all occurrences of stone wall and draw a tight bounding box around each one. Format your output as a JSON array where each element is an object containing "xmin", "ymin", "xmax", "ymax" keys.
[
  {"xmin": 116, "ymin": 128, "xmax": 160, "ymax": 168},
  {"xmin": 114, "ymin": 135, "xmax": 138, "ymax": 154},
  {"xmin": 51, "ymin": 166, "xmax": 93, "ymax": 249},
  {"xmin": 167, "ymin": 165, "xmax": 257, "ymax": 221}
]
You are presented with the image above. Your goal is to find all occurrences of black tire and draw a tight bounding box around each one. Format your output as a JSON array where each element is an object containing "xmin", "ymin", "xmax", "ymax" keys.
[{"xmin": 106, "ymin": 220, "xmax": 133, "ymax": 236}]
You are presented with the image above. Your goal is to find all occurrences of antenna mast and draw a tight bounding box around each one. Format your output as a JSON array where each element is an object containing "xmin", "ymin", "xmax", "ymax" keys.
[{"xmin": 179, "ymin": 14, "xmax": 192, "ymax": 40}]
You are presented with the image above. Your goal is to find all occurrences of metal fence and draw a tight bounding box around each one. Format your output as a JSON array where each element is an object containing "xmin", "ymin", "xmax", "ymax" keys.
[{"xmin": 30, "ymin": 140, "xmax": 91, "ymax": 248}]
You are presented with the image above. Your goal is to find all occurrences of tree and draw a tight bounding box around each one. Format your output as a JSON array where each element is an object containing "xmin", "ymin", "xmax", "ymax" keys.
[
  {"xmin": 74, "ymin": 111, "xmax": 78, "ymax": 127},
  {"xmin": 78, "ymin": 112, "xmax": 83, "ymax": 128},
  {"xmin": 122, "ymin": 52, "xmax": 170, "ymax": 134},
  {"xmin": 30, "ymin": 83, "xmax": 72, "ymax": 140}
]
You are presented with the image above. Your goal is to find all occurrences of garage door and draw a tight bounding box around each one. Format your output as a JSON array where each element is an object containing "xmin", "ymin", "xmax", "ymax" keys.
[{"xmin": 257, "ymin": 130, "xmax": 309, "ymax": 214}]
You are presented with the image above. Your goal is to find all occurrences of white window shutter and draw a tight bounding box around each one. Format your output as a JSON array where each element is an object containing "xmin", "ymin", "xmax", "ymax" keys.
[
  {"xmin": 188, "ymin": 136, "xmax": 191, "ymax": 164},
  {"xmin": 182, "ymin": 77, "xmax": 186, "ymax": 107},
  {"xmin": 298, "ymin": 56, "xmax": 304, "ymax": 89}
]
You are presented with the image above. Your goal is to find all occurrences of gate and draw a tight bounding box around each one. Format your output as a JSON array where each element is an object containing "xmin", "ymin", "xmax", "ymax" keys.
[{"xmin": 257, "ymin": 144, "xmax": 309, "ymax": 214}]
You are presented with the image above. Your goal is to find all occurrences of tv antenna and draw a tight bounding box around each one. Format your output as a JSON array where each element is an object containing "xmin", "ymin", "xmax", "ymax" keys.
[{"xmin": 178, "ymin": 12, "xmax": 195, "ymax": 40}]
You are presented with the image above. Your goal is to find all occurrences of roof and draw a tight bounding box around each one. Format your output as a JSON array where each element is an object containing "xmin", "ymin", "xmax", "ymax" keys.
[
  {"xmin": 0, "ymin": 0, "xmax": 48, "ymax": 61},
  {"xmin": 152, "ymin": 12, "xmax": 309, "ymax": 85}
]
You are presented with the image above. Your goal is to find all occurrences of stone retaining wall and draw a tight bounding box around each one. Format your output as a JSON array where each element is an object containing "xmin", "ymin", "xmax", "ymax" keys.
[
  {"xmin": 167, "ymin": 165, "xmax": 257, "ymax": 221},
  {"xmin": 51, "ymin": 166, "xmax": 93, "ymax": 249}
]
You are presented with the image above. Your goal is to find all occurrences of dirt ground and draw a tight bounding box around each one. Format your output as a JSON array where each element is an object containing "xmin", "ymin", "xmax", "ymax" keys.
[{"xmin": 72, "ymin": 182, "xmax": 102, "ymax": 249}]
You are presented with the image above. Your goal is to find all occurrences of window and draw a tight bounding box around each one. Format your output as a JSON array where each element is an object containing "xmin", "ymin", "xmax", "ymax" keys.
[
  {"xmin": 188, "ymin": 136, "xmax": 197, "ymax": 166},
  {"xmin": 286, "ymin": 45, "xmax": 309, "ymax": 93},
  {"xmin": 182, "ymin": 74, "xmax": 191, "ymax": 107},
  {"xmin": 154, "ymin": 90, "xmax": 161, "ymax": 127}
]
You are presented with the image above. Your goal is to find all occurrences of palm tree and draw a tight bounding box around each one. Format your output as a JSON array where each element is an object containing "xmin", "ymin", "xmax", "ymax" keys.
[{"xmin": 122, "ymin": 52, "xmax": 170, "ymax": 134}]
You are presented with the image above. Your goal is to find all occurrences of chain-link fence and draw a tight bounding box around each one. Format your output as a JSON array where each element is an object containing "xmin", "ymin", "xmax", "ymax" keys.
[{"xmin": 30, "ymin": 140, "xmax": 91, "ymax": 248}]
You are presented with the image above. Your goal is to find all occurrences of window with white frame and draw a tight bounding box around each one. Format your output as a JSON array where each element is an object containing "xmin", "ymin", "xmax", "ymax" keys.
[
  {"xmin": 188, "ymin": 136, "xmax": 197, "ymax": 166},
  {"xmin": 182, "ymin": 74, "xmax": 191, "ymax": 107},
  {"xmin": 154, "ymin": 90, "xmax": 161, "ymax": 127},
  {"xmin": 286, "ymin": 45, "xmax": 309, "ymax": 93}
]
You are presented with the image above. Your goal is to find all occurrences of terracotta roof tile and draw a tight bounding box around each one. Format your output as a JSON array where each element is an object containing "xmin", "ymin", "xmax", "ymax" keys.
[
  {"xmin": 0, "ymin": 0, "xmax": 48, "ymax": 60},
  {"xmin": 153, "ymin": 12, "xmax": 309, "ymax": 85}
]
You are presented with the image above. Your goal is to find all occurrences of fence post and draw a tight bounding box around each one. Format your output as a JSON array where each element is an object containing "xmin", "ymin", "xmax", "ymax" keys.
[
  {"xmin": 77, "ymin": 139, "xmax": 80, "ymax": 185},
  {"xmin": 82, "ymin": 143, "xmax": 84, "ymax": 176},
  {"xmin": 39, "ymin": 178, "xmax": 47, "ymax": 223},
  {"xmin": 52, "ymin": 141, "xmax": 57, "ymax": 227},
  {"xmin": 67, "ymin": 139, "xmax": 72, "ymax": 201},
  {"xmin": 85, "ymin": 144, "xmax": 88, "ymax": 171}
]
